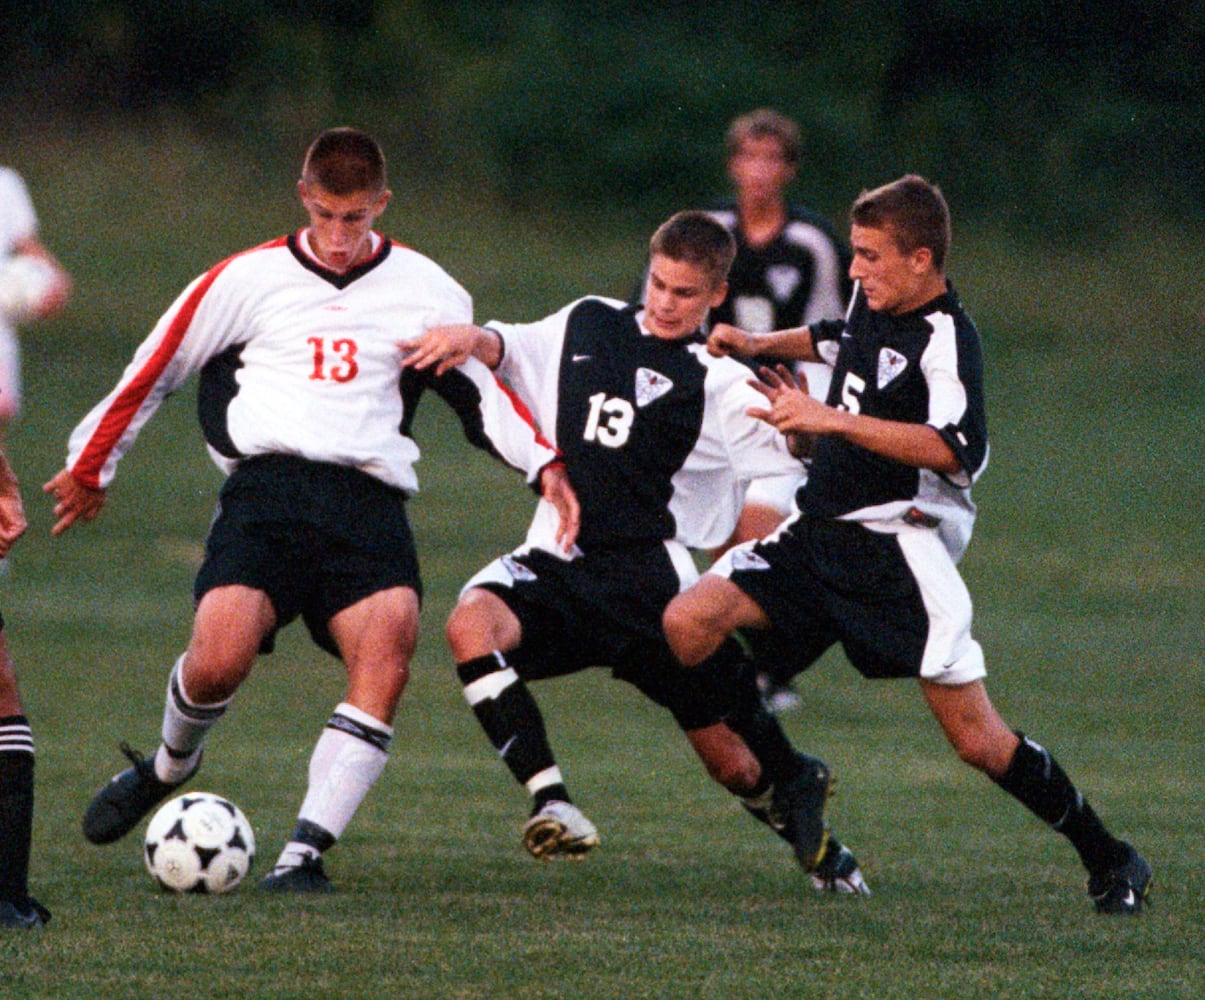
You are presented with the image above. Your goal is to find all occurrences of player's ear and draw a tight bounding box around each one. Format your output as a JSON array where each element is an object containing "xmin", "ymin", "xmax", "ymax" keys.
[
  {"xmin": 909, "ymin": 246, "xmax": 934, "ymax": 274},
  {"xmin": 373, "ymin": 188, "xmax": 392, "ymax": 218},
  {"xmin": 709, "ymin": 280, "xmax": 729, "ymax": 309}
]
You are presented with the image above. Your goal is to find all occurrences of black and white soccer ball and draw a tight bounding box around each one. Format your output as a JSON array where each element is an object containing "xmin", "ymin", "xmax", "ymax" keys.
[{"xmin": 143, "ymin": 792, "xmax": 256, "ymax": 894}]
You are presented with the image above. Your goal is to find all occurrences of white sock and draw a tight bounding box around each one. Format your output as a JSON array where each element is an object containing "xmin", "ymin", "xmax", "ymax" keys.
[
  {"xmin": 154, "ymin": 656, "xmax": 231, "ymax": 783},
  {"xmin": 284, "ymin": 702, "xmax": 391, "ymax": 858}
]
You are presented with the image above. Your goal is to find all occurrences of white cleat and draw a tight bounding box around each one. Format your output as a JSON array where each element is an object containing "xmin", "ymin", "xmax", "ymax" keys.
[
  {"xmin": 810, "ymin": 840, "xmax": 871, "ymax": 896},
  {"xmin": 522, "ymin": 800, "xmax": 600, "ymax": 860}
]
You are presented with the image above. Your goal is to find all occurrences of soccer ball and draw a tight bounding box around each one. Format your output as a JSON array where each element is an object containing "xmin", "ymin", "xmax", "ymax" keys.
[{"xmin": 143, "ymin": 792, "xmax": 256, "ymax": 894}]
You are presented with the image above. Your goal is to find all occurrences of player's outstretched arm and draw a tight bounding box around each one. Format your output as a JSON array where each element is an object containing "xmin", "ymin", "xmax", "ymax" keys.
[
  {"xmin": 42, "ymin": 468, "xmax": 106, "ymax": 536},
  {"xmin": 539, "ymin": 461, "xmax": 580, "ymax": 552},
  {"xmin": 708, "ymin": 323, "xmax": 818, "ymax": 363},
  {"xmin": 0, "ymin": 453, "xmax": 27, "ymax": 557},
  {"xmin": 747, "ymin": 366, "xmax": 960, "ymax": 473},
  {"xmin": 400, "ymin": 324, "xmax": 503, "ymax": 375}
]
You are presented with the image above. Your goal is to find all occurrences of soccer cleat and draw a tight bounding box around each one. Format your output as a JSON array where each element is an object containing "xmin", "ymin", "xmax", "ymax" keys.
[
  {"xmin": 522, "ymin": 800, "xmax": 600, "ymax": 860},
  {"xmin": 260, "ymin": 853, "xmax": 334, "ymax": 893},
  {"xmin": 0, "ymin": 897, "xmax": 51, "ymax": 930},
  {"xmin": 769, "ymin": 752, "xmax": 832, "ymax": 872},
  {"xmin": 81, "ymin": 742, "xmax": 200, "ymax": 845},
  {"xmin": 1088, "ymin": 843, "xmax": 1152, "ymax": 915},
  {"xmin": 810, "ymin": 838, "xmax": 870, "ymax": 896}
]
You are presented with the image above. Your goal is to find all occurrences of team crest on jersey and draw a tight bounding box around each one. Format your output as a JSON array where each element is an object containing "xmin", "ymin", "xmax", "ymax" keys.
[
  {"xmin": 766, "ymin": 264, "xmax": 801, "ymax": 302},
  {"xmin": 731, "ymin": 548, "xmax": 771, "ymax": 571},
  {"xmin": 501, "ymin": 555, "xmax": 537, "ymax": 582},
  {"xmin": 635, "ymin": 367, "xmax": 673, "ymax": 407},
  {"xmin": 877, "ymin": 347, "xmax": 908, "ymax": 388}
]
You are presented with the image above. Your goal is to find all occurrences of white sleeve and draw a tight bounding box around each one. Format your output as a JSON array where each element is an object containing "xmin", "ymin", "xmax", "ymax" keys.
[
  {"xmin": 711, "ymin": 366, "xmax": 803, "ymax": 483},
  {"xmin": 66, "ymin": 263, "xmax": 247, "ymax": 488},
  {"xmin": 426, "ymin": 355, "xmax": 560, "ymax": 485},
  {"xmin": 0, "ymin": 170, "xmax": 38, "ymax": 253}
]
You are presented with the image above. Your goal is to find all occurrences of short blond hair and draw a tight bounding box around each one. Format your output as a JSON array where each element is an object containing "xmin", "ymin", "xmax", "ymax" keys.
[
  {"xmin": 648, "ymin": 211, "xmax": 736, "ymax": 289},
  {"xmin": 725, "ymin": 109, "xmax": 801, "ymax": 165}
]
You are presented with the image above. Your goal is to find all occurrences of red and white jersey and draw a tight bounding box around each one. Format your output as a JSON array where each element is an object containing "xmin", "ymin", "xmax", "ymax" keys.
[{"xmin": 66, "ymin": 232, "xmax": 559, "ymax": 493}]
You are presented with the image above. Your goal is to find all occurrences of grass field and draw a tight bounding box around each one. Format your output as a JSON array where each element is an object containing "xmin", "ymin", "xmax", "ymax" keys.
[{"xmin": 0, "ymin": 124, "xmax": 1201, "ymax": 998}]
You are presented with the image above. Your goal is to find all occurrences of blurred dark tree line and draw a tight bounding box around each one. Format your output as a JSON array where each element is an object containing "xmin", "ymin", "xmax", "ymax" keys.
[{"xmin": 6, "ymin": 0, "xmax": 1202, "ymax": 234}]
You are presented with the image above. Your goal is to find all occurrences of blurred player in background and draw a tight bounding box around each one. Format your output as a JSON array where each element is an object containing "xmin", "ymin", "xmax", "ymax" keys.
[
  {"xmin": 666, "ymin": 175, "xmax": 1152, "ymax": 914},
  {"xmin": 0, "ymin": 446, "xmax": 49, "ymax": 928},
  {"xmin": 402, "ymin": 210, "xmax": 868, "ymax": 894},
  {"xmin": 705, "ymin": 110, "xmax": 853, "ymax": 710},
  {"xmin": 0, "ymin": 166, "xmax": 72, "ymax": 446},
  {"xmin": 44, "ymin": 127, "xmax": 577, "ymax": 894}
]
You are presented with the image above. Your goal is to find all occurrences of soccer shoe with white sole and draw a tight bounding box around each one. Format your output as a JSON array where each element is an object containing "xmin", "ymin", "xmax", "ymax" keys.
[
  {"xmin": 810, "ymin": 838, "xmax": 870, "ymax": 896},
  {"xmin": 522, "ymin": 800, "xmax": 600, "ymax": 860},
  {"xmin": 260, "ymin": 853, "xmax": 335, "ymax": 893},
  {"xmin": 769, "ymin": 753, "xmax": 832, "ymax": 872},
  {"xmin": 82, "ymin": 742, "xmax": 201, "ymax": 845},
  {"xmin": 0, "ymin": 897, "xmax": 51, "ymax": 930},
  {"xmin": 1088, "ymin": 843, "xmax": 1152, "ymax": 915}
]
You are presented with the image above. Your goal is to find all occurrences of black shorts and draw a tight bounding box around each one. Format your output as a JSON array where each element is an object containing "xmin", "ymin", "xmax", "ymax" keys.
[
  {"xmin": 194, "ymin": 455, "xmax": 421, "ymax": 658},
  {"xmin": 472, "ymin": 544, "xmax": 746, "ymax": 731},
  {"xmin": 714, "ymin": 512, "xmax": 984, "ymax": 684}
]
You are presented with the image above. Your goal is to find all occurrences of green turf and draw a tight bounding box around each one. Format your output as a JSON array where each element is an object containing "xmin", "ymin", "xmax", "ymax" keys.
[{"xmin": 0, "ymin": 126, "xmax": 1201, "ymax": 998}]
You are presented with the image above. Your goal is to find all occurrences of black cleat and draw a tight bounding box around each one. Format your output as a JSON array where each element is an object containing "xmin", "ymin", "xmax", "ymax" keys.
[
  {"xmin": 260, "ymin": 854, "xmax": 334, "ymax": 894},
  {"xmin": 0, "ymin": 897, "xmax": 51, "ymax": 930},
  {"xmin": 769, "ymin": 752, "xmax": 833, "ymax": 873},
  {"xmin": 82, "ymin": 742, "xmax": 200, "ymax": 845},
  {"xmin": 810, "ymin": 838, "xmax": 870, "ymax": 896},
  {"xmin": 1088, "ymin": 843, "xmax": 1152, "ymax": 915}
]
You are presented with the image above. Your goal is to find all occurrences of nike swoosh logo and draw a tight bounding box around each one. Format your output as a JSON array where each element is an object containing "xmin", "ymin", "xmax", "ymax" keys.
[
  {"xmin": 572, "ymin": 354, "xmax": 592, "ymax": 362},
  {"xmin": 499, "ymin": 736, "xmax": 517, "ymax": 759}
]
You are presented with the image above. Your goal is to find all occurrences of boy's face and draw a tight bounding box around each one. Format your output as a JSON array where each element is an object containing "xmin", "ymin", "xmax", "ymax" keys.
[
  {"xmin": 298, "ymin": 180, "xmax": 391, "ymax": 274},
  {"xmin": 728, "ymin": 134, "xmax": 796, "ymax": 202},
  {"xmin": 642, "ymin": 254, "xmax": 727, "ymax": 340},
  {"xmin": 849, "ymin": 223, "xmax": 934, "ymax": 315}
]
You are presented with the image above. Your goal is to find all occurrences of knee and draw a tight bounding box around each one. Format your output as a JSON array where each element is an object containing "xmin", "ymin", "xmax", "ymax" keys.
[
  {"xmin": 702, "ymin": 753, "xmax": 760, "ymax": 794},
  {"xmin": 948, "ymin": 729, "xmax": 1015, "ymax": 776},
  {"xmin": 446, "ymin": 589, "xmax": 516, "ymax": 663},
  {"xmin": 662, "ymin": 596, "xmax": 713, "ymax": 667}
]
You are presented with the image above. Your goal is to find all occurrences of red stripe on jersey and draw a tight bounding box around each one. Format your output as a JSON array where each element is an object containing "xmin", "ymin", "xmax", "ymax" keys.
[
  {"xmin": 490, "ymin": 373, "xmax": 558, "ymax": 456},
  {"xmin": 71, "ymin": 238, "xmax": 289, "ymax": 488}
]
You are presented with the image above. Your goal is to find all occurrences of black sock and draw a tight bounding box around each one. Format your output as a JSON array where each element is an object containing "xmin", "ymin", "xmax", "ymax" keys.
[
  {"xmin": 0, "ymin": 716, "xmax": 35, "ymax": 904},
  {"xmin": 742, "ymin": 628, "xmax": 796, "ymax": 689},
  {"xmin": 291, "ymin": 818, "xmax": 337, "ymax": 855},
  {"xmin": 706, "ymin": 641, "xmax": 798, "ymax": 784},
  {"xmin": 992, "ymin": 733, "xmax": 1128, "ymax": 873},
  {"xmin": 457, "ymin": 652, "xmax": 567, "ymax": 806}
]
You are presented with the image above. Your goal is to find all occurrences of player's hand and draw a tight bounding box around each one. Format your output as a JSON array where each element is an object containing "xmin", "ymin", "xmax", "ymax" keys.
[
  {"xmin": 539, "ymin": 462, "xmax": 580, "ymax": 552},
  {"xmin": 707, "ymin": 323, "xmax": 757, "ymax": 358},
  {"xmin": 42, "ymin": 468, "xmax": 106, "ymax": 536},
  {"xmin": 747, "ymin": 364, "xmax": 831, "ymax": 437},
  {"xmin": 399, "ymin": 325, "xmax": 483, "ymax": 376},
  {"xmin": 0, "ymin": 488, "xmax": 27, "ymax": 558}
]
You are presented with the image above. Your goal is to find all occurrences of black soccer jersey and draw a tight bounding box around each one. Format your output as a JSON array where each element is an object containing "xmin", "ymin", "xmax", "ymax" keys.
[
  {"xmin": 802, "ymin": 284, "xmax": 989, "ymax": 556},
  {"xmin": 706, "ymin": 203, "xmax": 852, "ymax": 334},
  {"xmin": 487, "ymin": 297, "xmax": 802, "ymax": 552}
]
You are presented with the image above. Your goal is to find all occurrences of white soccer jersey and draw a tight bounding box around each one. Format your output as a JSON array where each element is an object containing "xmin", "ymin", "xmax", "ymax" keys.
[
  {"xmin": 487, "ymin": 296, "xmax": 803, "ymax": 553},
  {"xmin": 66, "ymin": 232, "xmax": 559, "ymax": 493}
]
